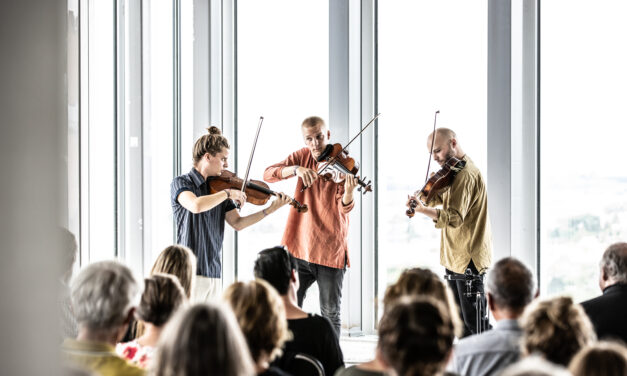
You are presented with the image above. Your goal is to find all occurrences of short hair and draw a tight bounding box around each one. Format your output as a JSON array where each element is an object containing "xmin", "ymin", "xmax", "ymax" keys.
[
  {"xmin": 301, "ymin": 116, "xmax": 326, "ymax": 129},
  {"xmin": 378, "ymin": 296, "xmax": 455, "ymax": 376},
  {"xmin": 71, "ymin": 261, "xmax": 139, "ymax": 330},
  {"xmin": 383, "ymin": 267, "xmax": 463, "ymax": 337},
  {"xmin": 192, "ymin": 126, "xmax": 230, "ymax": 165},
  {"xmin": 223, "ymin": 279, "xmax": 289, "ymax": 363},
  {"xmin": 150, "ymin": 245, "xmax": 196, "ymax": 299},
  {"xmin": 569, "ymin": 341, "xmax": 627, "ymax": 376},
  {"xmin": 500, "ymin": 355, "xmax": 571, "ymax": 376},
  {"xmin": 152, "ymin": 303, "xmax": 255, "ymax": 376},
  {"xmin": 600, "ymin": 242, "xmax": 627, "ymax": 284},
  {"xmin": 486, "ymin": 257, "xmax": 535, "ymax": 311},
  {"xmin": 253, "ymin": 246, "xmax": 298, "ymax": 295},
  {"xmin": 520, "ymin": 296, "xmax": 596, "ymax": 366},
  {"xmin": 135, "ymin": 273, "xmax": 186, "ymax": 327}
]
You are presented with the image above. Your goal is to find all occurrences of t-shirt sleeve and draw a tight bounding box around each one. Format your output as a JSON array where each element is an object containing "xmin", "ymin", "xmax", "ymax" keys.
[
  {"xmin": 224, "ymin": 198, "xmax": 237, "ymax": 212},
  {"xmin": 316, "ymin": 316, "xmax": 345, "ymax": 375},
  {"xmin": 171, "ymin": 176, "xmax": 193, "ymax": 207}
]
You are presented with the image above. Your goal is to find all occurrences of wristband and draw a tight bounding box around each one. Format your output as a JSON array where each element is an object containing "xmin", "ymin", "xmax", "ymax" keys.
[
  {"xmin": 293, "ymin": 167, "xmax": 298, "ymax": 176},
  {"xmin": 262, "ymin": 208, "xmax": 269, "ymax": 217},
  {"xmin": 225, "ymin": 189, "xmax": 231, "ymax": 199}
]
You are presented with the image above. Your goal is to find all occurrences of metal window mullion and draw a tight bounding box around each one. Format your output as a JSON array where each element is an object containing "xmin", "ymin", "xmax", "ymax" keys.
[{"xmin": 115, "ymin": 0, "xmax": 126, "ymax": 260}]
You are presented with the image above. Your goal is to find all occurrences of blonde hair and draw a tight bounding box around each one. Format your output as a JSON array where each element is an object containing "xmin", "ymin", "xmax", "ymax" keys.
[
  {"xmin": 152, "ymin": 303, "xmax": 255, "ymax": 376},
  {"xmin": 150, "ymin": 245, "xmax": 196, "ymax": 299},
  {"xmin": 383, "ymin": 267, "xmax": 463, "ymax": 337},
  {"xmin": 569, "ymin": 341, "xmax": 627, "ymax": 376},
  {"xmin": 223, "ymin": 279, "xmax": 289, "ymax": 364},
  {"xmin": 192, "ymin": 126, "xmax": 230, "ymax": 165},
  {"xmin": 301, "ymin": 116, "xmax": 326, "ymax": 129},
  {"xmin": 520, "ymin": 296, "xmax": 596, "ymax": 366}
]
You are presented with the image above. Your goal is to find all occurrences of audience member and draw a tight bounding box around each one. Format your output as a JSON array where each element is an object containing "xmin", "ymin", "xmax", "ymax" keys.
[
  {"xmin": 581, "ymin": 242, "xmax": 627, "ymax": 343},
  {"xmin": 58, "ymin": 227, "xmax": 79, "ymax": 340},
  {"xmin": 254, "ymin": 246, "xmax": 344, "ymax": 375},
  {"xmin": 150, "ymin": 244, "xmax": 197, "ymax": 299},
  {"xmin": 378, "ymin": 296, "xmax": 455, "ymax": 376},
  {"xmin": 338, "ymin": 267, "xmax": 461, "ymax": 375},
  {"xmin": 448, "ymin": 257, "xmax": 535, "ymax": 376},
  {"xmin": 519, "ymin": 296, "xmax": 596, "ymax": 367},
  {"xmin": 569, "ymin": 341, "xmax": 627, "ymax": 376},
  {"xmin": 500, "ymin": 356, "xmax": 571, "ymax": 376},
  {"xmin": 151, "ymin": 303, "xmax": 255, "ymax": 376},
  {"xmin": 61, "ymin": 261, "xmax": 143, "ymax": 376},
  {"xmin": 224, "ymin": 280, "xmax": 292, "ymax": 376},
  {"xmin": 117, "ymin": 274, "xmax": 186, "ymax": 368}
]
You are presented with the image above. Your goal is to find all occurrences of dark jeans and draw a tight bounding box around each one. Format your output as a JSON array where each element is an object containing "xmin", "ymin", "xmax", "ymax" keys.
[
  {"xmin": 295, "ymin": 258, "xmax": 345, "ymax": 337},
  {"xmin": 446, "ymin": 260, "xmax": 491, "ymax": 337}
]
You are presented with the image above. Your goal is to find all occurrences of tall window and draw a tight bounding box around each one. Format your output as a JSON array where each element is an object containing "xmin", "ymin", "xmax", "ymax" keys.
[
  {"xmin": 377, "ymin": 1, "xmax": 487, "ymax": 318},
  {"xmin": 540, "ymin": 0, "xmax": 627, "ymax": 301},
  {"xmin": 236, "ymin": 0, "xmax": 328, "ymax": 294}
]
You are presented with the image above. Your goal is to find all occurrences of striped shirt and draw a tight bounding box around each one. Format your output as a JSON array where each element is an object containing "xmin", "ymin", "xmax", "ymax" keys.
[{"xmin": 171, "ymin": 168, "xmax": 236, "ymax": 278}]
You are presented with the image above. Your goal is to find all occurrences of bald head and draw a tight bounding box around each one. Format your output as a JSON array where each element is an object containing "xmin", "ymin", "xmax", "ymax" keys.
[
  {"xmin": 427, "ymin": 128, "xmax": 464, "ymax": 166},
  {"xmin": 600, "ymin": 242, "xmax": 627, "ymax": 287}
]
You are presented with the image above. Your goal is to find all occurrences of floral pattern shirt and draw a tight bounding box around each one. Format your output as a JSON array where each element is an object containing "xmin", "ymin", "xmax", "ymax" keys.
[{"xmin": 116, "ymin": 340, "xmax": 154, "ymax": 369}]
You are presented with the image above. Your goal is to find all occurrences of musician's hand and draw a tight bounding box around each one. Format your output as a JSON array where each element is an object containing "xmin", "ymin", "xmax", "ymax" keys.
[
  {"xmin": 344, "ymin": 175, "xmax": 358, "ymax": 193},
  {"xmin": 228, "ymin": 189, "xmax": 247, "ymax": 209},
  {"xmin": 406, "ymin": 194, "xmax": 418, "ymax": 208},
  {"xmin": 268, "ymin": 192, "xmax": 291, "ymax": 213},
  {"xmin": 296, "ymin": 166, "xmax": 319, "ymax": 187}
]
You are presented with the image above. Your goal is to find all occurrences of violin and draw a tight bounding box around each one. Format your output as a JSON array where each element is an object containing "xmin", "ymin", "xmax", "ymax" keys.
[
  {"xmin": 209, "ymin": 170, "xmax": 308, "ymax": 213},
  {"xmin": 406, "ymin": 157, "xmax": 466, "ymax": 218},
  {"xmin": 315, "ymin": 143, "xmax": 372, "ymax": 194}
]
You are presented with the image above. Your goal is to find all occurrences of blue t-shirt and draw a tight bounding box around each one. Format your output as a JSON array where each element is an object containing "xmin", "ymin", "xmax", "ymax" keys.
[{"xmin": 171, "ymin": 168, "xmax": 236, "ymax": 278}]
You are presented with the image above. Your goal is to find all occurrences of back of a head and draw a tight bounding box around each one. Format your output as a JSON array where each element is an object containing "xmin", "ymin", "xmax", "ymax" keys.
[
  {"xmin": 135, "ymin": 273, "xmax": 186, "ymax": 327},
  {"xmin": 383, "ymin": 268, "xmax": 463, "ymax": 337},
  {"xmin": 223, "ymin": 279, "xmax": 289, "ymax": 364},
  {"xmin": 601, "ymin": 242, "xmax": 627, "ymax": 284},
  {"xmin": 150, "ymin": 245, "xmax": 196, "ymax": 299},
  {"xmin": 569, "ymin": 341, "xmax": 627, "ymax": 376},
  {"xmin": 500, "ymin": 356, "xmax": 571, "ymax": 376},
  {"xmin": 153, "ymin": 303, "xmax": 254, "ymax": 376},
  {"xmin": 253, "ymin": 246, "xmax": 298, "ymax": 295},
  {"xmin": 378, "ymin": 296, "xmax": 455, "ymax": 376},
  {"xmin": 486, "ymin": 257, "xmax": 535, "ymax": 312},
  {"xmin": 71, "ymin": 260, "xmax": 138, "ymax": 331},
  {"xmin": 520, "ymin": 296, "xmax": 596, "ymax": 366}
]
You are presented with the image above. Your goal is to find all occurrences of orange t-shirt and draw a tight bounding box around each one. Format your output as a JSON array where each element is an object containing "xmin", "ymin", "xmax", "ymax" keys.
[{"xmin": 264, "ymin": 147, "xmax": 354, "ymax": 269}]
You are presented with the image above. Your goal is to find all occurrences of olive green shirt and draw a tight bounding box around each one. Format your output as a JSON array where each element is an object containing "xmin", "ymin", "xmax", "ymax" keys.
[
  {"xmin": 427, "ymin": 156, "xmax": 492, "ymax": 274},
  {"xmin": 61, "ymin": 338, "xmax": 145, "ymax": 376}
]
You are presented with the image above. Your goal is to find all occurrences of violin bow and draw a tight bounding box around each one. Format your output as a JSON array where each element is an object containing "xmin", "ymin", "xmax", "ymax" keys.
[
  {"xmin": 425, "ymin": 110, "xmax": 440, "ymax": 184},
  {"xmin": 317, "ymin": 113, "xmax": 381, "ymax": 177},
  {"xmin": 239, "ymin": 116, "xmax": 264, "ymax": 209}
]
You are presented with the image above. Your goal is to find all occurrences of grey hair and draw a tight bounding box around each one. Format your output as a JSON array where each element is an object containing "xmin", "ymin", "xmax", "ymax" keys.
[
  {"xmin": 71, "ymin": 261, "xmax": 139, "ymax": 330},
  {"xmin": 600, "ymin": 242, "xmax": 627, "ymax": 284},
  {"xmin": 486, "ymin": 257, "xmax": 535, "ymax": 311},
  {"xmin": 500, "ymin": 355, "xmax": 571, "ymax": 376}
]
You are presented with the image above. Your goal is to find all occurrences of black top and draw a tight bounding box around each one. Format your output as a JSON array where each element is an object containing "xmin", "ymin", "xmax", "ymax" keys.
[
  {"xmin": 581, "ymin": 283, "xmax": 627, "ymax": 343},
  {"xmin": 273, "ymin": 314, "xmax": 344, "ymax": 376},
  {"xmin": 171, "ymin": 168, "xmax": 236, "ymax": 278},
  {"xmin": 259, "ymin": 366, "xmax": 293, "ymax": 376}
]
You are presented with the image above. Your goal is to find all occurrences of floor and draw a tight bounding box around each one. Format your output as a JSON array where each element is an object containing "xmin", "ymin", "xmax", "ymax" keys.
[{"xmin": 339, "ymin": 335, "xmax": 378, "ymax": 366}]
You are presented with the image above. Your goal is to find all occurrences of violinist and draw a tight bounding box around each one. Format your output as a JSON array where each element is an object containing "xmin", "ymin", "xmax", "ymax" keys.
[
  {"xmin": 171, "ymin": 126, "xmax": 291, "ymax": 302},
  {"xmin": 264, "ymin": 116, "xmax": 358, "ymax": 336},
  {"xmin": 406, "ymin": 127, "xmax": 493, "ymax": 337}
]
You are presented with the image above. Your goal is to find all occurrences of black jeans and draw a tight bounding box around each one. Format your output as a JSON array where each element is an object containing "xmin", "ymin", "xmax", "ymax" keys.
[
  {"xmin": 295, "ymin": 258, "xmax": 345, "ymax": 338},
  {"xmin": 446, "ymin": 260, "xmax": 491, "ymax": 337}
]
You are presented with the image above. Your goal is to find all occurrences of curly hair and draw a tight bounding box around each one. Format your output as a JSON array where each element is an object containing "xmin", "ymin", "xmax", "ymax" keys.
[
  {"xmin": 378, "ymin": 296, "xmax": 455, "ymax": 376},
  {"xmin": 223, "ymin": 279, "xmax": 289, "ymax": 364},
  {"xmin": 520, "ymin": 296, "xmax": 596, "ymax": 366},
  {"xmin": 569, "ymin": 341, "xmax": 627, "ymax": 376},
  {"xmin": 192, "ymin": 126, "xmax": 230, "ymax": 165},
  {"xmin": 383, "ymin": 267, "xmax": 463, "ymax": 337}
]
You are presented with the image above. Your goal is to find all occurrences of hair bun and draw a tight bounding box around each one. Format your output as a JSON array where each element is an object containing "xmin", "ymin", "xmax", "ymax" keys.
[{"xmin": 207, "ymin": 126, "xmax": 222, "ymax": 136}]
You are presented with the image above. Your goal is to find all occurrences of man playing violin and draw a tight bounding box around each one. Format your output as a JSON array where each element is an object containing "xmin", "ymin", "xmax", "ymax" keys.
[
  {"xmin": 264, "ymin": 116, "xmax": 359, "ymax": 337},
  {"xmin": 171, "ymin": 126, "xmax": 290, "ymax": 302},
  {"xmin": 406, "ymin": 127, "xmax": 492, "ymax": 337}
]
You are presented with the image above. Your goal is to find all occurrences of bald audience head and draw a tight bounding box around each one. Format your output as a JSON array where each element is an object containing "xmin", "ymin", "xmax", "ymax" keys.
[
  {"xmin": 486, "ymin": 258, "xmax": 535, "ymax": 318},
  {"xmin": 599, "ymin": 242, "xmax": 627, "ymax": 290}
]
